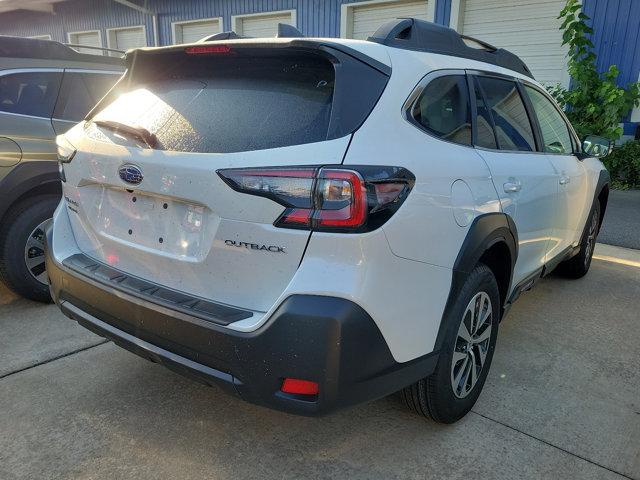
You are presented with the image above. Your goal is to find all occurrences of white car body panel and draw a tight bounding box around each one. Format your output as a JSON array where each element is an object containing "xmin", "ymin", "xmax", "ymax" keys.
[{"xmin": 49, "ymin": 35, "xmax": 609, "ymax": 366}]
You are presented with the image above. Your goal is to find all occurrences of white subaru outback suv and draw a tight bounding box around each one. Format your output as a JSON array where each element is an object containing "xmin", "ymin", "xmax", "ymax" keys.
[{"xmin": 46, "ymin": 19, "xmax": 611, "ymax": 423}]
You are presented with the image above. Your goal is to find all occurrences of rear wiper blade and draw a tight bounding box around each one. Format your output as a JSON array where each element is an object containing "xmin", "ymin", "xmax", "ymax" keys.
[{"xmin": 93, "ymin": 120, "xmax": 158, "ymax": 149}]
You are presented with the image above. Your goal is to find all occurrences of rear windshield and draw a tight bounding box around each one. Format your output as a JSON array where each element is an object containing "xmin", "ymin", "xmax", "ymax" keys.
[{"xmin": 89, "ymin": 54, "xmax": 335, "ymax": 153}]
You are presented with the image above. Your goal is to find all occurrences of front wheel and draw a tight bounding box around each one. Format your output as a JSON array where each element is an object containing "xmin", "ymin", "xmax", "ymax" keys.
[
  {"xmin": 401, "ymin": 263, "xmax": 500, "ymax": 423},
  {"xmin": 0, "ymin": 195, "xmax": 59, "ymax": 303},
  {"xmin": 556, "ymin": 201, "xmax": 601, "ymax": 279}
]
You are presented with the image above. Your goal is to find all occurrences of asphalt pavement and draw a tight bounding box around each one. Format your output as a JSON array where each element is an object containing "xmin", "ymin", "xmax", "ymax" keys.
[
  {"xmin": 0, "ymin": 243, "xmax": 639, "ymax": 480},
  {"xmin": 599, "ymin": 189, "xmax": 640, "ymax": 250}
]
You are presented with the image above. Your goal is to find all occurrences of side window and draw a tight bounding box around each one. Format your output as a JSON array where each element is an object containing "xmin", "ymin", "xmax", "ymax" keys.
[
  {"xmin": 54, "ymin": 72, "xmax": 120, "ymax": 122},
  {"xmin": 524, "ymin": 85, "xmax": 574, "ymax": 154},
  {"xmin": 411, "ymin": 75, "xmax": 472, "ymax": 146},
  {"xmin": 0, "ymin": 71, "xmax": 62, "ymax": 118},
  {"xmin": 475, "ymin": 76, "xmax": 536, "ymax": 152}
]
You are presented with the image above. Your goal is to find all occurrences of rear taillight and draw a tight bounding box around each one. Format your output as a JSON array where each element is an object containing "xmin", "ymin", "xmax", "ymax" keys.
[
  {"xmin": 56, "ymin": 135, "xmax": 76, "ymax": 183},
  {"xmin": 217, "ymin": 165, "xmax": 414, "ymax": 233}
]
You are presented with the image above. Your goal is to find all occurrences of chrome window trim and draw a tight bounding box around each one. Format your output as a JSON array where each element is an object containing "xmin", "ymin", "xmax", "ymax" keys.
[{"xmin": 63, "ymin": 68, "xmax": 123, "ymax": 75}]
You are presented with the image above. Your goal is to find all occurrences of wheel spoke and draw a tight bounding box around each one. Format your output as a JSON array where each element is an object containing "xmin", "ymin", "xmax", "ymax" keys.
[
  {"xmin": 26, "ymin": 231, "xmax": 45, "ymax": 249},
  {"xmin": 453, "ymin": 355, "xmax": 469, "ymax": 393},
  {"xmin": 476, "ymin": 344, "xmax": 488, "ymax": 366},
  {"xmin": 452, "ymin": 350, "xmax": 467, "ymax": 364},
  {"xmin": 25, "ymin": 253, "xmax": 45, "ymax": 269},
  {"xmin": 35, "ymin": 269, "xmax": 48, "ymax": 283},
  {"xmin": 458, "ymin": 321, "xmax": 472, "ymax": 343},
  {"xmin": 474, "ymin": 324, "xmax": 492, "ymax": 344},
  {"xmin": 469, "ymin": 351, "xmax": 478, "ymax": 389}
]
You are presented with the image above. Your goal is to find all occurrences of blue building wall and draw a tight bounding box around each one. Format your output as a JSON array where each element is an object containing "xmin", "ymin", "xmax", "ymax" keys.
[{"xmin": 0, "ymin": 0, "xmax": 452, "ymax": 45}]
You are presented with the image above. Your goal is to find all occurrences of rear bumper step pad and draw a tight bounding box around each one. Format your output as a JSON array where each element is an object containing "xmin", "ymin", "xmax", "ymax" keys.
[{"xmin": 62, "ymin": 253, "xmax": 252, "ymax": 326}]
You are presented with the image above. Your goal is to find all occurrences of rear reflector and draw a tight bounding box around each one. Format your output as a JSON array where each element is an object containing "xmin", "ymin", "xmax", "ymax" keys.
[
  {"xmin": 281, "ymin": 378, "xmax": 319, "ymax": 396},
  {"xmin": 217, "ymin": 165, "xmax": 415, "ymax": 233},
  {"xmin": 184, "ymin": 45, "xmax": 232, "ymax": 55}
]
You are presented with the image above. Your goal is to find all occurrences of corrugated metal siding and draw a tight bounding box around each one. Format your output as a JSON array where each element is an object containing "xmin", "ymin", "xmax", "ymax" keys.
[
  {"xmin": 0, "ymin": 0, "xmax": 452, "ymax": 45},
  {"xmin": 582, "ymin": 0, "xmax": 640, "ymax": 89}
]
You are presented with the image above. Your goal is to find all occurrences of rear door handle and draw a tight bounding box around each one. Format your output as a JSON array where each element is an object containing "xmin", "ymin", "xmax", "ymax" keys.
[
  {"xmin": 503, "ymin": 181, "xmax": 522, "ymax": 193},
  {"xmin": 559, "ymin": 176, "xmax": 570, "ymax": 185}
]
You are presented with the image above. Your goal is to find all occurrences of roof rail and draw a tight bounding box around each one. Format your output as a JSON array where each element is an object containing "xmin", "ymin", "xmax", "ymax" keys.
[
  {"xmin": 0, "ymin": 35, "xmax": 124, "ymax": 65},
  {"xmin": 368, "ymin": 18, "xmax": 534, "ymax": 79},
  {"xmin": 64, "ymin": 43, "xmax": 125, "ymax": 57},
  {"xmin": 199, "ymin": 31, "xmax": 244, "ymax": 42},
  {"xmin": 200, "ymin": 23, "xmax": 304, "ymax": 42}
]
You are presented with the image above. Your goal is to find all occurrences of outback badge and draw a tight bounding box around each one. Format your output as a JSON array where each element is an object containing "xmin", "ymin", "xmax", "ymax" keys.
[{"xmin": 118, "ymin": 164, "xmax": 143, "ymax": 185}]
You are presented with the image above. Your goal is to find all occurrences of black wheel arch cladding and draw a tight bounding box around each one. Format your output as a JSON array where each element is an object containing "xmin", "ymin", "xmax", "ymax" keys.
[
  {"xmin": 0, "ymin": 161, "xmax": 61, "ymax": 225},
  {"xmin": 434, "ymin": 213, "xmax": 518, "ymax": 352}
]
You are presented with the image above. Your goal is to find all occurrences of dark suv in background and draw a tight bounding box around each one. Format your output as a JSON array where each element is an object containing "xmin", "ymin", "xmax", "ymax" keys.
[{"xmin": 0, "ymin": 36, "xmax": 123, "ymax": 302}]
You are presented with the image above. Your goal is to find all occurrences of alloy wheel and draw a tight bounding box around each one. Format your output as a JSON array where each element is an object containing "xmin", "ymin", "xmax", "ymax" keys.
[
  {"xmin": 450, "ymin": 291, "xmax": 493, "ymax": 399},
  {"xmin": 24, "ymin": 220, "xmax": 48, "ymax": 285},
  {"xmin": 584, "ymin": 207, "xmax": 599, "ymax": 268}
]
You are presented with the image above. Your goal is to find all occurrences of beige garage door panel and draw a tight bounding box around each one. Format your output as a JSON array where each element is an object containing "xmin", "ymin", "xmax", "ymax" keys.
[
  {"xmin": 178, "ymin": 20, "xmax": 221, "ymax": 44},
  {"xmin": 237, "ymin": 13, "xmax": 294, "ymax": 38},
  {"xmin": 461, "ymin": 0, "xmax": 568, "ymax": 86},
  {"xmin": 351, "ymin": 1, "xmax": 430, "ymax": 40},
  {"xmin": 112, "ymin": 27, "xmax": 146, "ymax": 51}
]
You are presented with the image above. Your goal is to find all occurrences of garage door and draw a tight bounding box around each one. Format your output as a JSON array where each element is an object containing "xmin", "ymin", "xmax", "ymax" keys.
[
  {"xmin": 346, "ymin": 0, "xmax": 430, "ymax": 40},
  {"xmin": 69, "ymin": 31, "xmax": 101, "ymax": 55},
  {"xmin": 109, "ymin": 26, "xmax": 147, "ymax": 51},
  {"xmin": 234, "ymin": 11, "xmax": 294, "ymax": 38},
  {"xmin": 175, "ymin": 19, "xmax": 222, "ymax": 44},
  {"xmin": 459, "ymin": 0, "xmax": 569, "ymax": 86}
]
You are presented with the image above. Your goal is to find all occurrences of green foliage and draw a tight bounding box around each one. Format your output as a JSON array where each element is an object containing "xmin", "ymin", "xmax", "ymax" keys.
[
  {"xmin": 548, "ymin": 0, "xmax": 640, "ymax": 140},
  {"xmin": 602, "ymin": 140, "xmax": 640, "ymax": 189}
]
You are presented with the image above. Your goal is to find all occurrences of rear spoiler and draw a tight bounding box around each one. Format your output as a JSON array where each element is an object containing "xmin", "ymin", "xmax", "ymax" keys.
[{"xmin": 124, "ymin": 39, "xmax": 392, "ymax": 76}]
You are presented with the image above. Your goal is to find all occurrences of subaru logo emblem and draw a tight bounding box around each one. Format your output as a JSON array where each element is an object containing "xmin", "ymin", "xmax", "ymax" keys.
[{"xmin": 118, "ymin": 164, "xmax": 143, "ymax": 185}]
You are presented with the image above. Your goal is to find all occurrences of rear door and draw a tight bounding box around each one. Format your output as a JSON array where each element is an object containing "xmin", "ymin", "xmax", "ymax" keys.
[
  {"xmin": 62, "ymin": 46, "xmax": 388, "ymax": 313},
  {"xmin": 470, "ymin": 73, "xmax": 558, "ymax": 285},
  {"xmin": 0, "ymin": 69, "xmax": 62, "ymax": 162}
]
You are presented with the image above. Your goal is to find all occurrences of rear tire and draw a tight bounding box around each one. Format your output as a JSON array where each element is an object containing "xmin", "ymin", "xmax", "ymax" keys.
[
  {"xmin": 0, "ymin": 195, "xmax": 59, "ymax": 303},
  {"xmin": 402, "ymin": 263, "xmax": 500, "ymax": 423},
  {"xmin": 556, "ymin": 201, "xmax": 601, "ymax": 279}
]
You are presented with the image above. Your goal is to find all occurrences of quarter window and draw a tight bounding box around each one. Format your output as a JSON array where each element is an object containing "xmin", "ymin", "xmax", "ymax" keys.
[
  {"xmin": 54, "ymin": 72, "xmax": 120, "ymax": 122},
  {"xmin": 411, "ymin": 75, "xmax": 472, "ymax": 146},
  {"xmin": 524, "ymin": 85, "xmax": 573, "ymax": 154},
  {"xmin": 475, "ymin": 77, "xmax": 535, "ymax": 152},
  {"xmin": 0, "ymin": 71, "xmax": 61, "ymax": 118}
]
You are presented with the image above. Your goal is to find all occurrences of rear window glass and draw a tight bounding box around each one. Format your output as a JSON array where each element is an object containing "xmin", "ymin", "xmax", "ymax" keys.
[{"xmin": 90, "ymin": 55, "xmax": 335, "ymax": 153}]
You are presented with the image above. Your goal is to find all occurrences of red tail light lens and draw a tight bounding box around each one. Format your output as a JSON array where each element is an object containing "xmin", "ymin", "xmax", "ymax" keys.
[
  {"xmin": 281, "ymin": 378, "xmax": 319, "ymax": 396},
  {"xmin": 217, "ymin": 165, "xmax": 414, "ymax": 233}
]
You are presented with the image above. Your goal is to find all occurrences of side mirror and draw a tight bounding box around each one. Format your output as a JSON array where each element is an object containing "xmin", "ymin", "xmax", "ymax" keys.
[{"xmin": 581, "ymin": 135, "xmax": 613, "ymax": 158}]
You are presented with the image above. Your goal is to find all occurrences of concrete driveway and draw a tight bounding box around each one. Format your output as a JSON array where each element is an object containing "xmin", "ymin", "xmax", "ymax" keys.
[{"xmin": 0, "ymin": 244, "xmax": 639, "ymax": 480}]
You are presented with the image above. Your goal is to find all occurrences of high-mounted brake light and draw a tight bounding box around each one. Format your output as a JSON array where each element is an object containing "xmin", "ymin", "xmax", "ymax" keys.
[
  {"xmin": 185, "ymin": 45, "xmax": 232, "ymax": 55},
  {"xmin": 217, "ymin": 165, "xmax": 415, "ymax": 233}
]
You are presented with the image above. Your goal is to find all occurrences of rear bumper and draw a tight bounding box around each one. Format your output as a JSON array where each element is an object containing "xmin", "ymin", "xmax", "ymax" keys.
[{"xmin": 45, "ymin": 222, "xmax": 438, "ymax": 415}]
